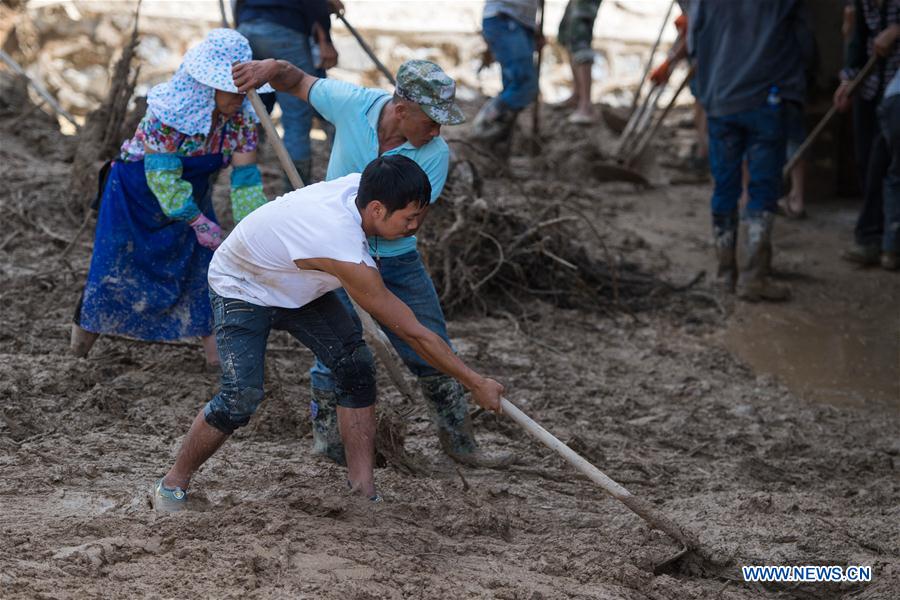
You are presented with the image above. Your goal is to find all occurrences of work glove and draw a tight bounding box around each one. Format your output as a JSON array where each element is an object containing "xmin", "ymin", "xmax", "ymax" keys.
[
  {"xmin": 190, "ymin": 214, "xmax": 222, "ymax": 250},
  {"xmin": 650, "ymin": 59, "xmax": 671, "ymax": 86}
]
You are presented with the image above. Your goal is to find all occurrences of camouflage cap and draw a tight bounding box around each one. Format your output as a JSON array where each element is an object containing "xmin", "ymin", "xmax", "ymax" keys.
[{"xmin": 395, "ymin": 60, "xmax": 466, "ymax": 126}]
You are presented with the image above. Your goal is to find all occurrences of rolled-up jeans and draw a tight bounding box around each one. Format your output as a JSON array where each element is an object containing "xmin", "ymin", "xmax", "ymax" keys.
[
  {"xmin": 310, "ymin": 250, "xmax": 453, "ymax": 392},
  {"xmin": 237, "ymin": 20, "xmax": 315, "ymax": 164},
  {"xmin": 205, "ymin": 290, "xmax": 376, "ymax": 435}
]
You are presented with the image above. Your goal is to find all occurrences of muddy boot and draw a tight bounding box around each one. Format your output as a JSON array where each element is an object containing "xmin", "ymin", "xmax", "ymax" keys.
[
  {"xmin": 70, "ymin": 324, "xmax": 99, "ymax": 358},
  {"xmin": 881, "ymin": 251, "xmax": 899, "ymax": 271},
  {"xmin": 736, "ymin": 212, "xmax": 790, "ymax": 302},
  {"xmin": 840, "ymin": 243, "xmax": 880, "ymax": 266},
  {"xmin": 472, "ymin": 98, "xmax": 518, "ymax": 161},
  {"xmin": 420, "ymin": 374, "xmax": 516, "ymax": 469},
  {"xmin": 712, "ymin": 216, "xmax": 737, "ymax": 293},
  {"xmin": 310, "ymin": 386, "xmax": 346, "ymax": 466}
]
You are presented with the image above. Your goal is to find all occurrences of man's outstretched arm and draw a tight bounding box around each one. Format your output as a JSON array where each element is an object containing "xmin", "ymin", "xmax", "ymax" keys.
[
  {"xmin": 233, "ymin": 59, "xmax": 319, "ymax": 102},
  {"xmin": 302, "ymin": 259, "xmax": 504, "ymax": 413}
]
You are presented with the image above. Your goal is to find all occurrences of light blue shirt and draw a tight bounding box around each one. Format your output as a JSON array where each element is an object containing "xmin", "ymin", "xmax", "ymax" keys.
[
  {"xmin": 308, "ymin": 78, "xmax": 450, "ymax": 257},
  {"xmin": 886, "ymin": 70, "xmax": 900, "ymax": 99}
]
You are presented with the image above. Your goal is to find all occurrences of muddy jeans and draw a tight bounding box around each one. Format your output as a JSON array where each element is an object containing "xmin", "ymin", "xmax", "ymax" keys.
[
  {"xmin": 707, "ymin": 103, "xmax": 786, "ymax": 229},
  {"xmin": 880, "ymin": 94, "xmax": 900, "ymax": 252},
  {"xmin": 204, "ymin": 291, "xmax": 376, "ymax": 435},
  {"xmin": 482, "ymin": 15, "xmax": 538, "ymax": 111}
]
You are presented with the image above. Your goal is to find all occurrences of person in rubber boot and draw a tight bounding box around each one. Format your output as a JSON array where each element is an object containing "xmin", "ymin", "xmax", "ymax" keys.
[
  {"xmin": 232, "ymin": 58, "xmax": 517, "ymax": 468},
  {"xmin": 153, "ymin": 156, "xmax": 506, "ymax": 512},
  {"xmin": 689, "ymin": 0, "xmax": 813, "ymax": 301},
  {"xmin": 472, "ymin": 0, "xmax": 542, "ymax": 158}
]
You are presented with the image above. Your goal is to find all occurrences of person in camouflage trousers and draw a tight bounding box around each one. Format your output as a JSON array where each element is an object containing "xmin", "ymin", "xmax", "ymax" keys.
[{"xmin": 557, "ymin": 0, "xmax": 602, "ymax": 124}]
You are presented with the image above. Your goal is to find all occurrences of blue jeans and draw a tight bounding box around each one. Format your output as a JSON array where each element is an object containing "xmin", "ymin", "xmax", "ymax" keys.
[
  {"xmin": 879, "ymin": 95, "xmax": 900, "ymax": 252},
  {"xmin": 707, "ymin": 104, "xmax": 786, "ymax": 227},
  {"xmin": 237, "ymin": 20, "xmax": 315, "ymax": 164},
  {"xmin": 204, "ymin": 291, "xmax": 376, "ymax": 435},
  {"xmin": 310, "ymin": 251, "xmax": 452, "ymax": 392},
  {"xmin": 482, "ymin": 15, "xmax": 538, "ymax": 111}
]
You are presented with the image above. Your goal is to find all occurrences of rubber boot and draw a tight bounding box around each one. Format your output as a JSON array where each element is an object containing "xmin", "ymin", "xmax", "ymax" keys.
[
  {"xmin": 70, "ymin": 324, "xmax": 98, "ymax": 358},
  {"xmin": 736, "ymin": 212, "xmax": 790, "ymax": 302},
  {"xmin": 472, "ymin": 98, "xmax": 518, "ymax": 161},
  {"xmin": 712, "ymin": 219, "xmax": 737, "ymax": 293},
  {"xmin": 419, "ymin": 374, "xmax": 516, "ymax": 469},
  {"xmin": 840, "ymin": 244, "xmax": 880, "ymax": 266},
  {"xmin": 310, "ymin": 386, "xmax": 346, "ymax": 466},
  {"xmin": 284, "ymin": 158, "xmax": 312, "ymax": 193}
]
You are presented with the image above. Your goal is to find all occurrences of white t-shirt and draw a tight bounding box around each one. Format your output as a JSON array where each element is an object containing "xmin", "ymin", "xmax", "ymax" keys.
[{"xmin": 208, "ymin": 173, "xmax": 377, "ymax": 309}]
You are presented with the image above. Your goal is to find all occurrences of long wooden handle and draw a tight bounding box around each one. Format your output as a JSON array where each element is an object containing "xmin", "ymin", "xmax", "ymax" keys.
[
  {"xmin": 628, "ymin": 0, "xmax": 676, "ymax": 119},
  {"xmin": 501, "ymin": 397, "xmax": 699, "ymax": 550},
  {"xmin": 531, "ymin": 0, "xmax": 545, "ymax": 153},
  {"xmin": 0, "ymin": 49, "xmax": 80, "ymax": 130},
  {"xmin": 783, "ymin": 54, "xmax": 879, "ymax": 178},
  {"xmin": 617, "ymin": 82, "xmax": 663, "ymax": 158},
  {"xmin": 337, "ymin": 14, "xmax": 396, "ymax": 85},
  {"xmin": 625, "ymin": 66, "xmax": 695, "ymax": 164},
  {"xmin": 247, "ymin": 89, "xmax": 305, "ymax": 189}
]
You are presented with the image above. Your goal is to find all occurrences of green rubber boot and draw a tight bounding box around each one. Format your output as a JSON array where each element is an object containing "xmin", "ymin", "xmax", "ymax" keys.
[
  {"xmin": 420, "ymin": 374, "xmax": 516, "ymax": 469},
  {"xmin": 310, "ymin": 386, "xmax": 346, "ymax": 466}
]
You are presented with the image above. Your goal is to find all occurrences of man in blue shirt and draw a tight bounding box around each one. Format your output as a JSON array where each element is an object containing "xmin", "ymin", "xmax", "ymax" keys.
[
  {"xmin": 233, "ymin": 58, "xmax": 515, "ymax": 468},
  {"xmin": 689, "ymin": 0, "xmax": 810, "ymax": 302}
]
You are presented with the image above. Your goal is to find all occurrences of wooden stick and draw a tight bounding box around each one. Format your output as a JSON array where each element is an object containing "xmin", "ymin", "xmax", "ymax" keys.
[
  {"xmin": 0, "ymin": 49, "xmax": 80, "ymax": 130},
  {"xmin": 625, "ymin": 65, "xmax": 695, "ymax": 165},
  {"xmin": 628, "ymin": 0, "xmax": 676, "ymax": 120},
  {"xmin": 218, "ymin": 0, "xmax": 230, "ymax": 28},
  {"xmin": 782, "ymin": 54, "xmax": 878, "ymax": 178},
  {"xmin": 248, "ymin": 87, "xmax": 418, "ymax": 402},
  {"xmin": 247, "ymin": 89, "xmax": 305, "ymax": 189},
  {"xmin": 500, "ymin": 397, "xmax": 699, "ymax": 551},
  {"xmin": 337, "ymin": 14, "xmax": 396, "ymax": 85},
  {"xmin": 530, "ymin": 0, "xmax": 545, "ymax": 156}
]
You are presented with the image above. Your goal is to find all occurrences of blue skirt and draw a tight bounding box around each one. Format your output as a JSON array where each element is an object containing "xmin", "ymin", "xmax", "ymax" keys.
[{"xmin": 77, "ymin": 154, "xmax": 223, "ymax": 341}]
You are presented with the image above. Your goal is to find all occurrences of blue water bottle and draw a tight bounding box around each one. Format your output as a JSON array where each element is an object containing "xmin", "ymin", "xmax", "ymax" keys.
[{"xmin": 767, "ymin": 85, "xmax": 781, "ymax": 108}]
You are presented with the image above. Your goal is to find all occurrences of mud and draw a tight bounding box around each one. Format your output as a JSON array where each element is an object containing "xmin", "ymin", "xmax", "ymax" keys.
[{"xmin": 1, "ymin": 74, "xmax": 899, "ymax": 600}]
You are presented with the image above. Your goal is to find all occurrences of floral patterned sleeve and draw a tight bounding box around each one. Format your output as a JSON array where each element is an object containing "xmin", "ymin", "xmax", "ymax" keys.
[
  {"xmin": 231, "ymin": 109, "xmax": 260, "ymax": 155},
  {"xmin": 119, "ymin": 113, "xmax": 187, "ymax": 161}
]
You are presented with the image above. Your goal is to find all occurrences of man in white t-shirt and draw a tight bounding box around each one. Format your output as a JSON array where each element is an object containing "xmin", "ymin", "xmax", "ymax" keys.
[{"xmin": 152, "ymin": 156, "xmax": 505, "ymax": 511}]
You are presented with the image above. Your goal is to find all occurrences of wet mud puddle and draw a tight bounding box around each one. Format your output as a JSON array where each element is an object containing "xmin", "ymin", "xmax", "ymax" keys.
[{"xmin": 722, "ymin": 301, "xmax": 899, "ymax": 409}]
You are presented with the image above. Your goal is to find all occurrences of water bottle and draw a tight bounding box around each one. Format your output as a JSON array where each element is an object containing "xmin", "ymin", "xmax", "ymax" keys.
[{"xmin": 767, "ymin": 85, "xmax": 781, "ymax": 108}]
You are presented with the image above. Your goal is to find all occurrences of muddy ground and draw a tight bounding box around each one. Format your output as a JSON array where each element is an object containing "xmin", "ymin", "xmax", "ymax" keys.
[{"xmin": 1, "ymin": 77, "xmax": 898, "ymax": 599}]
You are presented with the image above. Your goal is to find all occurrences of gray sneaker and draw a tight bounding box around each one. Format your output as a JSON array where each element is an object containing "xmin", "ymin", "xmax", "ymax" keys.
[{"xmin": 151, "ymin": 478, "xmax": 187, "ymax": 513}]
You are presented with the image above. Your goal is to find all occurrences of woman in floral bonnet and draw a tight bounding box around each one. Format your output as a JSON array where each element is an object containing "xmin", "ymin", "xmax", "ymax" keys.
[{"xmin": 71, "ymin": 29, "xmax": 273, "ymax": 365}]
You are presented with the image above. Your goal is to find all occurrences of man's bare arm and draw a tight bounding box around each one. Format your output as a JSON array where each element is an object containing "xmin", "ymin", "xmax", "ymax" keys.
[
  {"xmin": 233, "ymin": 60, "xmax": 319, "ymax": 102},
  {"xmin": 297, "ymin": 258, "xmax": 504, "ymax": 412}
]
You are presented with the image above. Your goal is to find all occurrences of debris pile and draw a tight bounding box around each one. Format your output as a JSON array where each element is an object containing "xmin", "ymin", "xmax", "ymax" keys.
[{"xmin": 421, "ymin": 157, "xmax": 691, "ymax": 319}]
